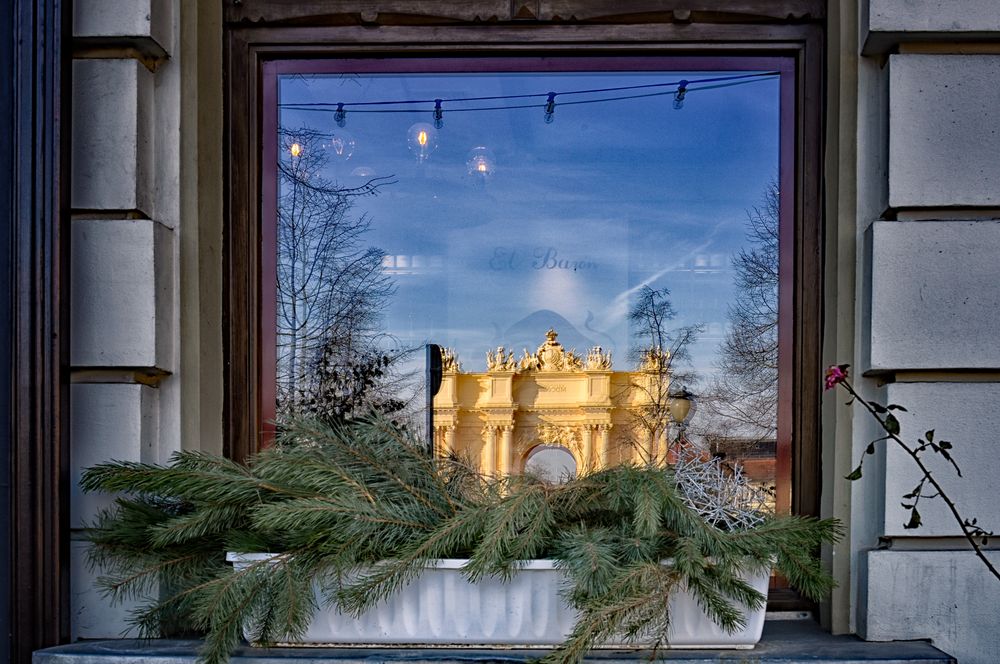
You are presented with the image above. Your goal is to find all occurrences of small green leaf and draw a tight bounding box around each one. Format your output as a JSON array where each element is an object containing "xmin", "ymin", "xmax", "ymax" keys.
[
  {"xmin": 904, "ymin": 508, "xmax": 922, "ymax": 530},
  {"xmin": 939, "ymin": 440, "xmax": 952, "ymax": 450},
  {"xmin": 887, "ymin": 404, "xmax": 908, "ymax": 412},
  {"xmin": 925, "ymin": 430, "xmax": 934, "ymax": 443},
  {"xmin": 845, "ymin": 465, "xmax": 863, "ymax": 481},
  {"xmin": 884, "ymin": 414, "xmax": 900, "ymax": 435},
  {"xmin": 901, "ymin": 503, "xmax": 914, "ymax": 509},
  {"xmin": 871, "ymin": 402, "xmax": 888, "ymax": 414},
  {"xmin": 865, "ymin": 442, "xmax": 876, "ymax": 455}
]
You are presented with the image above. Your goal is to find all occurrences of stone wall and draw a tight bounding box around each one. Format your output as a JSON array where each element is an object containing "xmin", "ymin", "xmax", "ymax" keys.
[
  {"xmin": 64, "ymin": 0, "xmax": 1000, "ymax": 658},
  {"xmin": 850, "ymin": 3, "xmax": 1000, "ymax": 662},
  {"xmin": 69, "ymin": 0, "xmax": 180, "ymax": 639}
]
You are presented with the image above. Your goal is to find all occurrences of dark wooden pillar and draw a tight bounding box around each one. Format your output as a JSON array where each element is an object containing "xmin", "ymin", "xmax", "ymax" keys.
[{"xmin": 0, "ymin": 0, "xmax": 72, "ymax": 661}]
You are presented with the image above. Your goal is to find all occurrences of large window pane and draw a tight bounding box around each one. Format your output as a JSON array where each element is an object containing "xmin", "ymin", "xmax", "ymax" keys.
[{"xmin": 274, "ymin": 65, "xmax": 782, "ymax": 508}]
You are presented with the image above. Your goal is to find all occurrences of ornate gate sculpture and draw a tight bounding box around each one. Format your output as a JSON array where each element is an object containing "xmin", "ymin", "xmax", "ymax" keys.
[{"xmin": 433, "ymin": 330, "xmax": 670, "ymax": 475}]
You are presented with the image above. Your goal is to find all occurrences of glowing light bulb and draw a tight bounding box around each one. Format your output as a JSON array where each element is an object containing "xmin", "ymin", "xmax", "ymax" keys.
[
  {"xmin": 407, "ymin": 122, "xmax": 438, "ymax": 163},
  {"xmin": 466, "ymin": 146, "xmax": 496, "ymax": 182},
  {"xmin": 289, "ymin": 142, "xmax": 302, "ymax": 157}
]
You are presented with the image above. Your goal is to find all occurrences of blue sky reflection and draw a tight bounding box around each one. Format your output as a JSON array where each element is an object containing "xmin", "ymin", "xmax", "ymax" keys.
[{"xmin": 278, "ymin": 70, "xmax": 779, "ymax": 382}]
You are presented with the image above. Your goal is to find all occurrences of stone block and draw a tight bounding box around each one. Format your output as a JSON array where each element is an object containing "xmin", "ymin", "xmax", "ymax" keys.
[
  {"xmin": 73, "ymin": 0, "xmax": 171, "ymax": 51},
  {"xmin": 70, "ymin": 383, "xmax": 158, "ymax": 529},
  {"xmin": 71, "ymin": 540, "xmax": 144, "ymax": 640},
  {"xmin": 869, "ymin": 220, "xmax": 1000, "ymax": 370},
  {"xmin": 863, "ymin": 549, "xmax": 1000, "ymax": 664},
  {"xmin": 889, "ymin": 54, "xmax": 1000, "ymax": 208},
  {"xmin": 71, "ymin": 59, "xmax": 153, "ymax": 213},
  {"xmin": 869, "ymin": 0, "xmax": 1000, "ymax": 33},
  {"xmin": 881, "ymin": 382, "xmax": 999, "ymax": 537},
  {"xmin": 71, "ymin": 218, "xmax": 173, "ymax": 368}
]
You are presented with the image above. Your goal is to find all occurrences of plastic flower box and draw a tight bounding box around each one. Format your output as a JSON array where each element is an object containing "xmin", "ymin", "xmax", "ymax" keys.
[{"xmin": 227, "ymin": 554, "xmax": 769, "ymax": 649}]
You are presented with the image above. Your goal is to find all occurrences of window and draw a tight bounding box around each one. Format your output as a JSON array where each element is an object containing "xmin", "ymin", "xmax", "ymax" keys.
[
  {"xmin": 260, "ymin": 57, "xmax": 793, "ymax": 513},
  {"xmin": 223, "ymin": 7, "xmax": 824, "ymax": 535}
]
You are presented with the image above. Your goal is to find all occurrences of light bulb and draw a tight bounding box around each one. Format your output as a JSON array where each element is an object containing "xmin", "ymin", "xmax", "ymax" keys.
[
  {"xmin": 544, "ymin": 92, "xmax": 556, "ymax": 124},
  {"xmin": 289, "ymin": 142, "xmax": 302, "ymax": 157},
  {"xmin": 334, "ymin": 103, "xmax": 347, "ymax": 127},
  {"xmin": 326, "ymin": 129, "xmax": 355, "ymax": 161},
  {"xmin": 433, "ymin": 99, "xmax": 444, "ymax": 130},
  {"xmin": 407, "ymin": 122, "xmax": 438, "ymax": 163},
  {"xmin": 673, "ymin": 80, "xmax": 689, "ymax": 110},
  {"xmin": 466, "ymin": 146, "xmax": 496, "ymax": 181}
]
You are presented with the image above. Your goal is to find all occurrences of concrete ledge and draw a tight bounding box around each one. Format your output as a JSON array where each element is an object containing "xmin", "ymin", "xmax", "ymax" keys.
[
  {"xmin": 73, "ymin": 0, "xmax": 170, "ymax": 54},
  {"xmin": 70, "ymin": 218, "xmax": 173, "ymax": 369},
  {"xmin": 33, "ymin": 621, "xmax": 954, "ymax": 663},
  {"xmin": 71, "ymin": 59, "xmax": 154, "ymax": 214},
  {"xmin": 70, "ymin": 383, "xmax": 159, "ymax": 529},
  {"xmin": 71, "ymin": 541, "xmax": 145, "ymax": 641},
  {"xmin": 888, "ymin": 54, "xmax": 1000, "ymax": 209},
  {"xmin": 869, "ymin": 220, "xmax": 1000, "ymax": 370},
  {"xmin": 862, "ymin": 549, "xmax": 999, "ymax": 664},
  {"xmin": 881, "ymin": 382, "xmax": 1000, "ymax": 537},
  {"xmin": 865, "ymin": 0, "xmax": 1000, "ymax": 53}
]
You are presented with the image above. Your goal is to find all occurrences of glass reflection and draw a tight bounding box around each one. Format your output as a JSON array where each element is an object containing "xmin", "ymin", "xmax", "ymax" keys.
[{"xmin": 275, "ymin": 69, "xmax": 781, "ymax": 509}]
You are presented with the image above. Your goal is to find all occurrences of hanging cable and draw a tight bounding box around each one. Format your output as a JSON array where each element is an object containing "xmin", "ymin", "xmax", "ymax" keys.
[
  {"xmin": 278, "ymin": 71, "xmax": 779, "ymax": 112},
  {"xmin": 279, "ymin": 74, "xmax": 776, "ymax": 118}
]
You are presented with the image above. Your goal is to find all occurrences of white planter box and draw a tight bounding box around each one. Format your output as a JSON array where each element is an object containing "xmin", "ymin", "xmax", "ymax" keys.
[{"xmin": 227, "ymin": 555, "xmax": 769, "ymax": 649}]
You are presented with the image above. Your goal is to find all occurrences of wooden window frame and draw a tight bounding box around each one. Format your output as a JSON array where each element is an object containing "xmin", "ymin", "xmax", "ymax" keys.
[{"xmin": 222, "ymin": 2, "xmax": 825, "ymax": 527}]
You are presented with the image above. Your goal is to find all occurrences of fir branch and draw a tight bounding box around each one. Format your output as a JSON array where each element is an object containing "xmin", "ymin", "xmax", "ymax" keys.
[
  {"xmin": 149, "ymin": 504, "xmax": 251, "ymax": 547},
  {"xmin": 552, "ymin": 526, "xmax": 620, "ymax": 601},
  {"xmin": 333, "ymin": 503, "xmax": 491, "ymax": 615},
  {"xmin": 542, "ymin": 562, "xmax": 678, "ymax": 664},
  {"xmin": 79, "ymin": 415, "xmax": 841, "ymax": 664},
  {"xmin": 464, "ymin": 478, "xmax": 555, "ymax": 581}
]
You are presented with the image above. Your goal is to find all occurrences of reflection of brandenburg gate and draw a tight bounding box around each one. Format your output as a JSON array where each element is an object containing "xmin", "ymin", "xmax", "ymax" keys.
[{"xmin": 432, "ymin": 329, "xmax": 669, "ymax": 474}]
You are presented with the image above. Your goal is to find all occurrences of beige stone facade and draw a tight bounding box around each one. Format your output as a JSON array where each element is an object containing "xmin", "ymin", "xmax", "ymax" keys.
[{"xmin": 433, "ymin": 330, "xmax": 673, "ymax": 475}]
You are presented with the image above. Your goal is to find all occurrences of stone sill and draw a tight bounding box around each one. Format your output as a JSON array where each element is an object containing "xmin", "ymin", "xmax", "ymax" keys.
[{"xmin": 34, "ymin": 621, "xmax": 955, "ymax": 663}]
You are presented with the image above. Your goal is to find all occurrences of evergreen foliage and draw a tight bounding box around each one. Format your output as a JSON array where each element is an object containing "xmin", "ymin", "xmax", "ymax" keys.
[{"xmin": 82, "ymin": 415, "xmax": 841, "ymax": 664}]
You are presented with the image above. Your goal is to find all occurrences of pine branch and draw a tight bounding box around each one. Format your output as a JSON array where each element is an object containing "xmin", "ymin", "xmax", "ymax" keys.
[{"xmin": 79, "ymin": 415, "xmax": 840, "ymax": 664}]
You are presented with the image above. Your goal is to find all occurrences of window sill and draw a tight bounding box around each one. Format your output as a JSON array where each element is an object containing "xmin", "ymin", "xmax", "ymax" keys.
[{"xmin": 35, "ymin": 621, "xmax": 954, "ymax": 663}]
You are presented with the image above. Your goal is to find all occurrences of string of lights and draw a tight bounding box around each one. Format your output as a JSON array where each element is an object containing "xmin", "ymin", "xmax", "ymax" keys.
[
  {"xmin": 281, "ymin": 71, "xmax": 781, "ymax": 174},
  {"xmin": 278, "ymin": 71, "xmax": 779, "ymax": 125}
]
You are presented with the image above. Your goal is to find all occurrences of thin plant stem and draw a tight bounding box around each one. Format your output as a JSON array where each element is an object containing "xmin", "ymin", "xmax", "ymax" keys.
[{"xmin": 839, "ymin": 379, "xmax": 1000, "ymax": 583}]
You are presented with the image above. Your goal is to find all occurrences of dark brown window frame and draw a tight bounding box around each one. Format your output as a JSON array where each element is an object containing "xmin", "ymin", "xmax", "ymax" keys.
[{"xmin": 222, "ymin": 5, "xmax": 824, "ymax": 527}]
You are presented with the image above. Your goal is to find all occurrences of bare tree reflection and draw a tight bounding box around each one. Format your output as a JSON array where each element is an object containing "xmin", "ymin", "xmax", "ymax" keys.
[
  {"xmin": 702, "ymin": 179, "xmax": 779, "ymax": 447},
  {"xmin": 276, "ymin": 127, "xmax": 409, "ymax": 423},
  {"xmin": 623, "ymin": 285, "xmax": 704, "ymax": 464}
]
